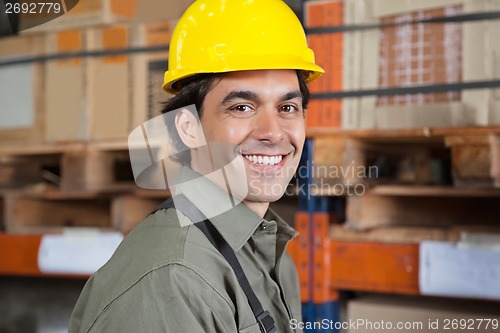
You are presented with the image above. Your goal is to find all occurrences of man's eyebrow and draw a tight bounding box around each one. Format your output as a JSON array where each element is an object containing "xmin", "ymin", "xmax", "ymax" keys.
[
  {"xmin": 221, "ymin": 91, "xmax": 260, "ymax": 105},
  {"xmin": 280, "ymin": 90, "xmax": 303, "ymax": 102},
  {"xmin": 221, "ymin": 90, "xmax": 303, "ymax": 105}
]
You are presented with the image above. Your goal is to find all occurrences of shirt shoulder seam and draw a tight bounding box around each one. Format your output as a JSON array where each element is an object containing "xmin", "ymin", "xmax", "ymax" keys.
[{"xmin": 85, "ymin": 260, "xmax": 235, "ymax": 333}]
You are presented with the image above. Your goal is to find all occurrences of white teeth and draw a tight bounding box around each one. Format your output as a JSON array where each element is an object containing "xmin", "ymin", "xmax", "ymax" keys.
[{"xmin": 243, "ymin": 154, "xmax": 284, "ymax": 166}]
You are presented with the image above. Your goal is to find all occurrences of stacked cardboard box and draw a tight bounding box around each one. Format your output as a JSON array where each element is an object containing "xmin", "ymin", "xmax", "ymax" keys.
[
  {"xmin": 19, "ymin": 0, "xmax": 193, "ymax": 34},
  {"xmin": 43, "ymin": 20, "xmax": 174, "ymax": 142},
  {"xmin": 134, "ymin": 0, "xmax": 193, "ymax": 24},
  {"xmin": 20, "ymin": 0, "xmax": 136, "ymax": 34},
  {"xmin": 87, "ymin": 25, "xmax": 131, "ymax": 140},
  {"xmin": 343, "ymin": 0, "xmax": 500, "ymax": 129},
  {"xmin": 1, "ymin": 0, "xmax": 193, "ymax": 144},
  {"xmin": 44, "ymin": 26, "xmax": 131, "ymax": 142},
  {"xmin": 130, "ymin": 21, "xmax": 173, "ymax": 130},
  {"xmin": 44, "ymin": 29, "xmax": 86, "ymax": 142}
]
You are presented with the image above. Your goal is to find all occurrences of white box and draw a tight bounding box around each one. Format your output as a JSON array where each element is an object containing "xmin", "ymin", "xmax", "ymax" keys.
[{"xmin": 420, "ymin": 240, "xmax": 500, "ymax": 300}]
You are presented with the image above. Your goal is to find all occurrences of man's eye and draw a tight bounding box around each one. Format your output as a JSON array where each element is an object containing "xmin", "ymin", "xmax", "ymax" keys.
[
  {"xmin": 280, "ymin": 105, "xmax": 298, "ymax": 113},
  {"xmin": 231, "ymin": 105, "xmax": 253, "ymax": 112}
]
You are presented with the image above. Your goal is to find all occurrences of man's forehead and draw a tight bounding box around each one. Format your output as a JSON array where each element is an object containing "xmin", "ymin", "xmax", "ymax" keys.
[
  {"xmin": 211, "ymin": 69, "xmax": 301, "ymax": 97},
  {"xmin": 220, "ymin": 69, "xmax": 298, "ymax": 81}
]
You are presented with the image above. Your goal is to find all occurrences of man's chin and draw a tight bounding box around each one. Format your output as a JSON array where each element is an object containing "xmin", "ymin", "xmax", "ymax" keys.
[
  {"xmin": 244, "ymin": 178, "xmax": 294, "ymax": 203},
  {"xmin": 244, "ymin": 191, "xmax": 287, "ymax": 204}
]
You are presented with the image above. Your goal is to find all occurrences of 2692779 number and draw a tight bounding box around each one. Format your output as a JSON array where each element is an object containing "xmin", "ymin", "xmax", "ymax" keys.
[
  {"xmin": 5, "ymin": 2, "xmax": 61, "ymax": 14},
  {"xmin": 443, "ymin": 319, "xmax": 499, "ymax": 330}
]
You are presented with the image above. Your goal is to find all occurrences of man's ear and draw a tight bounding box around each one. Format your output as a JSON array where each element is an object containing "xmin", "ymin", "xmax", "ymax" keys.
[{"xmin": 175, "ymin": 109, "xmax": 204, "ymax": 148}]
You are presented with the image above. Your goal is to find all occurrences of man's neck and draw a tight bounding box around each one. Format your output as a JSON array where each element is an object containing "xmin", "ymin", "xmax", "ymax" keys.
[{"xmin": 242, "ymin": 200, "xmax": 270, "ymax": 218}]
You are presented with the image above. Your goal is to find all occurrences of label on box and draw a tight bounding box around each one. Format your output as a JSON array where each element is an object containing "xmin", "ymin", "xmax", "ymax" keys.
[
  {"xmin": 38, "ymin": 230, "xmax": 123, "ymax": 275},
  {"xmin": 420, "ymin": 241, "xmax": 500, "ymax": 300},
  {"xmin": 0, "ymin": 63, "xmax": 35, "ymax": 129}
]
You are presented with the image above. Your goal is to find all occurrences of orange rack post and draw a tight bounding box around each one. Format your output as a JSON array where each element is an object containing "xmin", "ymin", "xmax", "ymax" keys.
[
  {"xmin": 0, "ymin": 233, "xmax": 89, "ymax": 278},
  {"xmin": 0, "ymin": 233, "xmax": 43, "ymax": 276}
]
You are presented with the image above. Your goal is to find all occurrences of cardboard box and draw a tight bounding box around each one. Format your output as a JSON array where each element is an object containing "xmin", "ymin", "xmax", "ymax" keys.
[
  {"xmin": 347, "ymin": 295, "xmax": 500, "ymax": 333},
  {"xmin": 0, "ymin": 34, "xmax": 45, "ymax": 145},
  {"xmin": 134, "ymin": 0, "xmax": 193, "ymax": 23},
  {"xmin": 45, "ymin": 21, "xmax": 175, "ymax": 143},
  {"xmin": 130, "ymin": 21, "xmax": 173, "ymax": 131},
  {"xmin": 343, "ymin": 0, "xmax": 500, "ymax": 129},
  {"xmin": 21, "ymin": 0, "xmax": 136, "ymax": 33},
  {"xmin": 44, "ymin": 29, "xmax": 87, "ymax": 142},
  {"xmin": 87, "ymin": 25, "xmax": 131, "ymax": 140}
]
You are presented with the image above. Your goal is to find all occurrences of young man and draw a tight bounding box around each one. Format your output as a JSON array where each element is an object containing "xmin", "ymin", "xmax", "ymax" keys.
[{"xmin": 69, "ymin": 1, "xmax": 323, "ymax": 332}]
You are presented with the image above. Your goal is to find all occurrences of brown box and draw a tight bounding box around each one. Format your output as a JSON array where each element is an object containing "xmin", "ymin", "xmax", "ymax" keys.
[
  {"xmin": 130, "ymin": 20, "xmax": 173, "ymax": 131},
  {"xmin": 45, "ymin": 21, "xmax": 175, "ymax": 143},
  {"xmin": 134, "ymin": 0, "xmax": 193, "ymax": 23},
  {"xmin": 87, "ymin": 25, "xmax": 131, "ymax": 140},
  {"xmin": 44, "ymin": 29, "xmax": 87, "ymax": 142},
  {"xmin": 21, "ymin": 0, "xmax": 137, "ymax": 34},
  {"xmin": 0, "ymin": 34, "xmax": 45, "ymax": 146},
  {"xmin": 343, "ymin": 0, "xmax": 500, "ymax": 129},
  {"xmin": 347, "ymin": 295, "xmax": 500, "ymax": 333}
]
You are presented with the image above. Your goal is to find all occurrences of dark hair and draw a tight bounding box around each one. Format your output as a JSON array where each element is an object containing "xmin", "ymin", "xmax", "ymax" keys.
[{"xmin": 161, "ymin": 71, "xmax": 310, "ymax": 165}]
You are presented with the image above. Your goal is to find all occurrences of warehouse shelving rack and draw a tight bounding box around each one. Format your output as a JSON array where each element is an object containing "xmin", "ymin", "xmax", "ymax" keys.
[
  {"xmin": 2, "ymin": 1, "xmax": 500, "ymax": 330},
  {"xmin": 292, "ymin": 125, "xmax": 500, "ymax": 333},
  {"xmin": 0, "ymin": 129, "xmax": 499, "ymax": 333}
]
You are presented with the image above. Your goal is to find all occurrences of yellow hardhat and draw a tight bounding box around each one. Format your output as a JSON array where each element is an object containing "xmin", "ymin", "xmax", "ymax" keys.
[{"xmin": 163, "ymin": 0, "xmax": 324, "ymax": 94}]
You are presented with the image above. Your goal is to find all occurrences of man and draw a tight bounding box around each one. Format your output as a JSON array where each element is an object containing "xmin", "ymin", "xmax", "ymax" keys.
[{"xmin": 69, "ymin": 0, "xmax": 323, "ymax": 332}]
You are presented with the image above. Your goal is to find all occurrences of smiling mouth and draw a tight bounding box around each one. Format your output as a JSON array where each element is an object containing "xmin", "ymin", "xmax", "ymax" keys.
[{"xmin": 242, "ymin": 154, "xmax": 285, "ymax": 166}]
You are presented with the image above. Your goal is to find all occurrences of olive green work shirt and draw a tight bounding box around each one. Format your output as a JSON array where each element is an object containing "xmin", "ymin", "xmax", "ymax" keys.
[{"xmin": 69, "ymin": 168, "xmax": 304, "ymax": 333}]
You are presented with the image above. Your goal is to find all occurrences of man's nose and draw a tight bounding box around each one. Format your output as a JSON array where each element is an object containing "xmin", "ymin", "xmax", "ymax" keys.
[{"xmin": 252, "ymin": 107, "xmax": 285, "ymax": 144}]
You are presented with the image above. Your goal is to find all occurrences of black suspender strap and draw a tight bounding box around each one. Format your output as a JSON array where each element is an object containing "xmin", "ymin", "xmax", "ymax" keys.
[{"xmin": 153, "ymin": 194, "xmax": 277, "ymax": 333}]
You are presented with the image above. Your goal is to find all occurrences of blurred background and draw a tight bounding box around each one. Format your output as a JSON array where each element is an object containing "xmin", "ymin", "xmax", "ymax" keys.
[{"xmin": 1, "ymin": 0, "xmax": 500, "ymax": 332}]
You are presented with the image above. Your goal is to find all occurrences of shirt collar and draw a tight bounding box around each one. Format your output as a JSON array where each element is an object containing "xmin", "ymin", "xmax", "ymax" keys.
[
  {"xmin": 265, "ymin": 208, "xmax": 299, "ymax": 239},
  {"xmin": 175, "ymin": 167, "xmax": 263, "ymax": 251}
]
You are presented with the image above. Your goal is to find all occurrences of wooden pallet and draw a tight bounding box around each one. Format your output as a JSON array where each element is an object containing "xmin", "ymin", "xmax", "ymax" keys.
[
  {"xmin": 1, "ymin": 190, "xmax": 167, "ymax": 234},
  {"xmin": 445, "ymin": 134, "xmax": 500, "ymax": 187},
  {"xmin": 313, "ymin": 136, "xmax": 447, "ymax": 187},
  {"xmin": 330, "ymin": 223, "xmax": 500, "ymax": 244},
  {"xmin": 313, "ymin": 129, "xmax": 500, "ymax": 189},
  {"xmin": 0, "ymin": 142, "xmax": 139, "ymax": 192},
  {"xmin": 0, "ymin": 141, "xmax": 170, "ymax": 233},
  {"xmin": 345, "ymin": 186, "xmax": 500, "ymax": 231}
]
